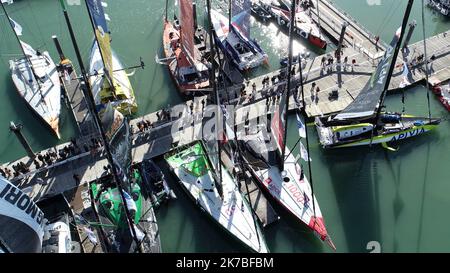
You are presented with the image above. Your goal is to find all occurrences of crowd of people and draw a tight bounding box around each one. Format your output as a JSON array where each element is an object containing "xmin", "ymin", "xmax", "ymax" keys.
[
  {"xmin": 0, "ymin": 137, "xmax": 103, "ymax": 180},
  {"xmin": 320, "ymin": 51, "xmax": 356, "ymax": 73}
]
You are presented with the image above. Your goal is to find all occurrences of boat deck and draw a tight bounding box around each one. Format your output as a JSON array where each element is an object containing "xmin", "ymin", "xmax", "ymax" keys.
[
  {"xmin": 63, "ymin": 184, "xmax": 105, "ymax": 253},
  {"xmin": 220, "ymin": 149, "xmax": 279, "ymax": 227}
]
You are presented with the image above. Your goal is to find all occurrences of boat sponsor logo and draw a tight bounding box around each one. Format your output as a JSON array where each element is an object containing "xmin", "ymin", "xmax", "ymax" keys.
[
  {"xmin": 264, "ymin": 177, "xmax": 308, "ymax": 206},
  {"xmin": 0, "ymin": 178, "xmax": 45, "ymax": 234},
  {"xmin": 390, "ymin": 127, "xmax": 426, "ymax": 142}
]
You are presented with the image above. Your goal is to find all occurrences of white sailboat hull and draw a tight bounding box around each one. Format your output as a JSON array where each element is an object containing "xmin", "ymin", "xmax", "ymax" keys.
[
  {"xmin": 167, "ymin": 144, "xmax": 268, "ymax": 253},
  {"xmin": 89, "ymin": 41, "xmax": 137, "ymax": 115},
  {"xmin": 9, "ymin": 51, "xmax": 61, "ymax": 138},
  {"xmin": 243, "ymin": 142, "xmax": 334, "ymax": 248}
]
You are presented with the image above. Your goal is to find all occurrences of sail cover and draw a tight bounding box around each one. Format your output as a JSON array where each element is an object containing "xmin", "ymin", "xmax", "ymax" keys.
[
  {"xmin": 231, "ymin": 0, "xmax": 251, "ymax": 38},
  {"xmin": 333, "ymin": 27, "xmax": 403, "ymax": 120},
  {"xmin": 101, "ymin": 103, "xmax": 132, "ymax": 179},
  {"xmin": 180, "ymin": 0, "xmax": 196, "ymax": 64},
  {"xmin": 0, "ymin": 176, "xmax": 45, "ymax": 252},
  {"xmin": 86, "ymin": 0, "xmax": 114, "ymax": 86}
]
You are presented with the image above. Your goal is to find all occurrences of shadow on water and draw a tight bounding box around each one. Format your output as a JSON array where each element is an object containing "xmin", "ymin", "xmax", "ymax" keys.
[
  {"xmin": 323, "ymin": 146, "xmax": 381, "ymax": 252},
  {"xmin": 382, "ymin": 148, "xmax": 403, "ymax": 252},
  {"xmin": 263, "ymin": 199, "xmax": 322, "ymax": 253}
]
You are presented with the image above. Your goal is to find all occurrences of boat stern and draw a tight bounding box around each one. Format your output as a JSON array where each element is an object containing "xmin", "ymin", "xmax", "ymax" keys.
[
  {"xmin": 48, "ymin": 116, "xmax": 61, "ymax": 139},
  {"xmin": 315, "ymin": 118, "xmax": 335, "ymax": 148},
  {"xmin": 308, "ymin": 34, "xmax": 327, "ymax": 50}
]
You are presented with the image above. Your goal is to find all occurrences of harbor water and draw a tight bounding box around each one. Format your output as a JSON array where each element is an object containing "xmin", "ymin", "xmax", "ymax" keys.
[{"xmin": 0, "ymin": 0, "xmax": 449, "ymax": 252}]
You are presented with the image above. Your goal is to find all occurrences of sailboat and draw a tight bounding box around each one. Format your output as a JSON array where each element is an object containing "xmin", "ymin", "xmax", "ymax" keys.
[
  {"xmin": 89, "ymin": 104, "xmax": 161, "ymax": 253},
  {"xmin": 141, "ymin": 159, "xmax": 177, "ymax": 204},
  {"xmin": 56, "ymin": 0, "xmax": 153, "ymax": 253},
  {"xmin": 427, "ymin": 0, "xmax": 450, "ymax": 16},
  {"xmin": 432, "ymin": 83, "xmax": 450, "ymax": 111},
  {"xmin": 211, "ymin": 0, "xmax": 268, "ymax": 71},
  {"xmin": 165, "ymin": 0, "xmax": 268, "ymax": 252},
  {"xmin": 239, "ymin": 0, "xmax": 334, "ymax": 250},
  {"xmin": 162, "ymin": 0, "xmax": 211, "ymax": 95},
  {"xmin": 85, "ymin": 0, "xmax": 137, "ymax": 116},
  {"xmin": 259, "ymin": 0, "xmax": 327, "ymax": 49},
  {"xmin": 238, "ymin": 114, "xmax": 335, "ymax": 250},
  {"xmin": 2, "ymin": 3, "xmax": 62, "ymax": 138},
  {"xmin": 250, "ymin": 0, "xmax": 273, "ymax": 23},
  {"xmin": 315, "ymin": 0, "xmax": 441, "ymax": 150},
  {"xmin": 165, "ymin": 141, "xmax": 269, "ymax": 253},
  {"xmin": 90, "ymin": 168, "xmax": 161, "ymax": 253}
]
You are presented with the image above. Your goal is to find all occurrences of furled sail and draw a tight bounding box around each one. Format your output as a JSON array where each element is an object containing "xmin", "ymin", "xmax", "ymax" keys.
[
  {"xmin": 179, "ymin": 0, "xmax": 196, "ymax": 65},
  {"xmin": 0, "ymin": 176, "xmax": 45, "ymax": 253},
  {"xmin": 101, "ymin": 103, "xmax": 132, "ymax": 179},
  {"xmin": 86, "ymin": 0, "xmax": 114, "ymax": 88},
  {"xmin": 271, "ymin": 88, "xmax": 287, "ymax": 159},
  {"xmin": 231, "ymin": 0, "xmax": 251, "ymax": 38},
  {"xmin": 333, "ymin": 27, "xmax": 403, "ymax": 121}
]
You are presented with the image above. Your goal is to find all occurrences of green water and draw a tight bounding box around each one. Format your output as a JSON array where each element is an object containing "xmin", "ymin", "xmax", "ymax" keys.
[{"xmin": 0, "ymin": 0, "xmax": 449, "ymax": 253}]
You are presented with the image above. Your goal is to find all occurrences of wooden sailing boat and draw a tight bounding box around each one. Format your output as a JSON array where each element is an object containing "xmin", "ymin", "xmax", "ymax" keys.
[
  {"xmin": 162, "ymin": 0, "xmax": 211, "ymax": 95},
  {"xmin": 2, "ymin": 3, "xmax": 61, "ymax": 138},
  {"xmin": 315, "ymin": 0, "xmax": 441, "ymax": 150},
  {"xmin": 211, "ymin": 0, "xmax": 268, "ymax": 71},
  {"xmin": 85, "ymin": 0, "xmax": 137, "ymax": 116},
  {"xmin": 238, "ymin": 0, "xmax": 335, "ymax": 250}
]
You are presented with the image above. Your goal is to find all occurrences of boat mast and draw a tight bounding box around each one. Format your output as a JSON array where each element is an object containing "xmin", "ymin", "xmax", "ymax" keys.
[
  {"xmin": 421, "ymin": 0, "xmax": 432, "ymax": 121},
  {"xmin": 374, "ymin": 0, "xmax": 414, "ymax": 123},
  {"xmin": 83, "ymin": 0, "xmax": 115, "ymax": 92},
  {"xmin": 280, "ymin": 0, "xmax": 296, "ymax": 171},
  {"xmin": 297, "ymin": 52, "xmax": 316, "ymax": 224},
  {"xmin": 165, "ymin": 0, "xmax": 168, "ymax": 20},
  {"xmin": 1, "ymin": 2, "xmax": 42, "ymax": 89},
  {"xmin": 58, "ymin": 0, "xmax": 141, "ymax": 252},
  {"xmin": 206, "ymin": 0, "xmax": 223, "ymax": 193},
  {"xmin": 228, "ymin": 0, "xmax": 232, "ymax": 29}
]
